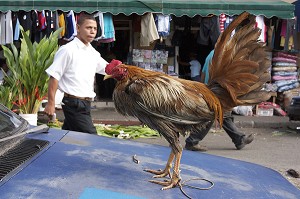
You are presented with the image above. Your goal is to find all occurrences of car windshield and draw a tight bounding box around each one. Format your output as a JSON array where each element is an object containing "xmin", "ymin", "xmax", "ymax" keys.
[
  {"xmin": 0, "ymin": 109, "xmax": 22, "ymax": 133},
  {"xmin": 0, "ymin": 104, "xmax": 28, "ymax": 135}
]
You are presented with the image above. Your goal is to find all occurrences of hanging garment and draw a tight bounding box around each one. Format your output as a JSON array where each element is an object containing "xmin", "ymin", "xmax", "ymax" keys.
[
  {"xmin": 197, "ymin": 15, "xmax": 220, "ymax": 46},
  {"xmin": 58, "ymin": 12, "xmax": 66, "ymax": 37},
  {"xmin": 155, "ymin": 14, "xmax": 171, "ymax": 37},
  {"xmin": 96, "ymin": 13, "xmax": 115, "ymax": 43},
  {"xmin": 255, "ymin": 15, "xmax": 266, "ymax": 42},
  {"xmin": 53, "ymin": 11, "xmax": 61, "ymax": 39},
  {"xmin": 103, "ymin": 13, "xmax": 114, "ymax": 39},
  {"xmin": 44, "ymin": 10, "xmax": 54, "ymax": 37},
  {"xmin": 267, "ymin": 25, "xmax": 274, "ymax": 48},
  {"xmin": 0, "ymin": 11, "xmax": 13, "ymax": 45},
  {"xmin": 273, "ymin": 19, "xmax": 283, "ymax": 50},
  {"xmin": 140, "ymin": 13, "xmax": 159, "ymax": 47},
  {"xmin": 18, "ymin": 10, "xmax": 32, "ymax": 33},
  {"xmin": 280, "ymin": 19, "xmax": 295, "ymax": 50},
  {"xmin": 38, "ymin": 10, "xmax": 47, "ymax": 31},
  {"xmin": 219, "ymin": 13, "xmax": 226, "ymax": 32},
  {"xmin": 12, "ymin": 11, "xmax": 20, "ymax": 41},
  {"xmin": 64, "ymin": 10, "xmax": 77, "ymax": 41},
  {"xmin": 94, "ymin": 12, "xmax": 105, "ymax": 40},
  {"xmin": 31, "ymin": 10, "xmax": 41, "ymax": 42}
]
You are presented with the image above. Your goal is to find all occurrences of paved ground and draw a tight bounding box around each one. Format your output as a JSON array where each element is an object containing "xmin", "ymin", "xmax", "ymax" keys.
[{"xmin": 40, "ymin": 102, "xmax": 300, "ymax": 189}]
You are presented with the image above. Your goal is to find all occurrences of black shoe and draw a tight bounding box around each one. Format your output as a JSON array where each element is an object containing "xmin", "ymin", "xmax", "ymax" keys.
[
  {"xmin": 185, "ymin": 144, "xmax": 208, "ymax": 151},
  {"xmin": 235, "ymin": 134, "xmax": 254, "ymax": 150}
]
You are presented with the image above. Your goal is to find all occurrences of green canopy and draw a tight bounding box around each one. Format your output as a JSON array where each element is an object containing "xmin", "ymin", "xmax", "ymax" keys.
[{"xmin": 0, "ymin": 0, "xmax": 295, "ymax": 19}]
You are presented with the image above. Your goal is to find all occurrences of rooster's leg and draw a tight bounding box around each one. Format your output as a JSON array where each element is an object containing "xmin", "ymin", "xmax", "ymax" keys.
[
  {"xmin": 148, "ymin": 149, "xmax": 182, "ymax": 190},
  {"xmin": 144, "ymin": 150, "xmax": 174, "ymax": 178}
]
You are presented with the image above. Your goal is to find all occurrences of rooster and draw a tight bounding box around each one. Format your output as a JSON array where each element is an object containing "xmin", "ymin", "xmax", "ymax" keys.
[{"xmin": 104, "ymin": 12, "xmax": 271, "ymax": 190}]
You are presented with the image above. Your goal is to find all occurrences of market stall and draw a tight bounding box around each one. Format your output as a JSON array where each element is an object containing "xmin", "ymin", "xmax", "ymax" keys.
[{"xmin": 0, "ymin": 0, "xmax": 297, "ymax": 112}]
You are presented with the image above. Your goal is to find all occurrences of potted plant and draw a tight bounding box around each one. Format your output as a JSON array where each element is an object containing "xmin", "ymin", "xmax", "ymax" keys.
[{"xmin": 1, "ymin": 27, "xmax": 61, "ymax": 125}]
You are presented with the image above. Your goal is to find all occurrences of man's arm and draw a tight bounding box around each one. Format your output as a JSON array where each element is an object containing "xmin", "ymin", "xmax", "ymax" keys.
[
  {"xmin": 177, "ymin": 56, "xmax": 190, "ymax": 67},
  {"xmin": 44, "ymin": 76, "xmax": 59, "ymax": 117}
]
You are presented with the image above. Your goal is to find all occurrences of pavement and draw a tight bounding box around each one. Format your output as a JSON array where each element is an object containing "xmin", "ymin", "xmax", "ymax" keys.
[{"xmin": 50, "ymin": 101, "xmax": 300, "ymax": 131}]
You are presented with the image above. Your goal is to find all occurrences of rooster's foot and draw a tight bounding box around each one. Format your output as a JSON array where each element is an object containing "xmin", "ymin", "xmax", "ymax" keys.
[
  {"xmin": 149, "ymin": 177, "xmax": 180, "ymax": 190},
  {"xmin": 143, "ymin": 168, "xmax": 171, "ymax": 178}
]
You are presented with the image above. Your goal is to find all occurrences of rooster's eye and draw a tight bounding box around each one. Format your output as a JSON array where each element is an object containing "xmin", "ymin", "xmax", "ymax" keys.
[{"xmin": 124, "ymin": 68, "xmax": 128, "ymax": 72}]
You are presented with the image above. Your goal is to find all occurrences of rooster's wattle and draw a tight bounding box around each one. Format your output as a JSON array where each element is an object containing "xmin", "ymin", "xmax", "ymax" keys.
[{"xmin": 104, "ymin": 12, "xmax": 271, "ymax": 190}]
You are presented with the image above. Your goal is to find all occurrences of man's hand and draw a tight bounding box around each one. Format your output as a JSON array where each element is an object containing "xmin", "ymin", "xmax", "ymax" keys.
[
  {"xmin": 44, "ymin": 76, "xmax": 59, "ymax": 120},
  {"xmin": 44, "ymin": 101, "xmax": 56, "ymax": 119}
]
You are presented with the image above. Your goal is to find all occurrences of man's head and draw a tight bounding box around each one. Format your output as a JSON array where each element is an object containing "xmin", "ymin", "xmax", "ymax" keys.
[{"xmin": 76, "ymin": 14, "xmax": 97, "ymax": 45}]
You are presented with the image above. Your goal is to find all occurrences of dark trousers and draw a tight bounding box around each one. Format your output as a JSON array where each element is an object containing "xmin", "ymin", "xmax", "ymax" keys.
[
  {"xmin": 186, "ymin": 111, "xmax": 245, "ymax": 146},
  {"xmin": 61, "ymin": 97, "xmax": 97, "ymax": 134}
]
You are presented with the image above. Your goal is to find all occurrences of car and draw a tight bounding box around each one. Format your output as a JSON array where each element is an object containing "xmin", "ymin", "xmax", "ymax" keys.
[
  {"xmin": 287, "ymin": 96, "xmax": 300, "ymax": 121},
  {"xmin": 0, "ymin": 103, "xmax": 299, "ymax": 199}
]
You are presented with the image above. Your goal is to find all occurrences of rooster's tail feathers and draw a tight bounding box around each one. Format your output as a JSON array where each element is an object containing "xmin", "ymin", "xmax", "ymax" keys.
[{"xmin": 209, "ymin": 11, "xmax": 271, "ymax": 112}]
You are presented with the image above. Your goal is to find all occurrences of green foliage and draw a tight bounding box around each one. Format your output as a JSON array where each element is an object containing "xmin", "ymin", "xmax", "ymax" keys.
[
  {"xmin": 96, "ymin": 125, "xmax": 160, "ymax": 139},
  {"xmin": 0, "ymin": 82, "xmax": 17, "ymax": 110},
  {"xmin": 1, "ymin": 27, "xmax": 62, "ymax": 113}
]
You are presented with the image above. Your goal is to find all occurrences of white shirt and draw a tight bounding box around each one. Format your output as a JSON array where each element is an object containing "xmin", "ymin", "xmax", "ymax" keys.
[
  {"xmin": 46, "ymin": 37, "xmax": 108, "ymax": 98},
  {"xmin": 189, "ymin": 60, "xmax": 201, "ymax": 77}
]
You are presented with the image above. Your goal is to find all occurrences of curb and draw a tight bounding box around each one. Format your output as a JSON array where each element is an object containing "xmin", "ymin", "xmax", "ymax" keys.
[
  {"xmin": 61, "ymin": 102, "xmax": 300, "ymax": 130},
  {"xmin": 235, "ymin": 120, "xmax": 300, "ymax": 130}
]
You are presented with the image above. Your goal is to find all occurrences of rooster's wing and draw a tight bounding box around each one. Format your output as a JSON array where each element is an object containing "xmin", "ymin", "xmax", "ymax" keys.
[{"xmin": 113, "ymin": 72, "xmax": 216, "ymax": 127}]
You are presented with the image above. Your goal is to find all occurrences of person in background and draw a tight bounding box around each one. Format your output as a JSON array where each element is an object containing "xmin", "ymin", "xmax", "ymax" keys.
[
  {"xmin": 44, "ymin": 14, "xmax": 113, "ymax": 134},
  {"xmin": 185, "ymin": 49, "xmax": 254, "ymax": 151},
  {"xmin": 177, "ymin": 52, "xmax": 202, "ymax": 81},
  {"xmin": 200, "ymin": 49, "xmax": 214, "ymax": 83}
]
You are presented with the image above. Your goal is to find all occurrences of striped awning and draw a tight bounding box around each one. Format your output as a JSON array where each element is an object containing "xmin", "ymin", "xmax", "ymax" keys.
[{"xmin": 0, "ymin": 0, "xmax": 295, "ymax": 19}]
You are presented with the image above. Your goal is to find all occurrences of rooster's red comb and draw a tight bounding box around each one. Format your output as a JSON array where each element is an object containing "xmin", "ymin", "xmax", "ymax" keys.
[{"xmin": 106, "ymin": 59, "xmax": 122, "ymax": 74}]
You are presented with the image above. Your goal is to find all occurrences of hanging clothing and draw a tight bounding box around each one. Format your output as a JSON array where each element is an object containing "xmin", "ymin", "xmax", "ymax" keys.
[
  {"xmin": 31, "ymin": 10, "xmax": 41, "ymax": 42},
  {"xmin": 140, "ymin": 13, "xmax": 159, "ymax": 47},
  {"xmin": 53, "ymin": 11, "xmax": 61, "ymax": 39},
  {"xmin": 219, "ymin": 13, "xmax": 226, "ymax": 33},
  {"xmin": 255, "ymin": 15, "xmax": 266, "ymax": 42},
  {"xmin": 155, "ymin": 14, "xmax": 171, "ymax": 37},
  {"xmin": 96, "ymin": 13, "xmax": 115, "ymax": 43},
  {"xmin": 38, "ymin": 10, "xmax": 47, "ymax": 31},
  {"xmin": 94, "ymin": 12, "xmax": 105, "ymax": 40},
  {"xmin": 103, "ymin": 13, "xmax": 114, "ymax": 39},
  {"xmin": 44, "ymin": 10, "xmax": 55, "ymax": 38},
  {"xmin": 12, "ymin": 11, "xmax": 20, "ymax": 41},
  {"xmin": 280, "ymin": 20, "xmax": 294, "ymax": 50},
  {"xmin": 18, "ymin": 10, "xmax": 32, "ymax": 33},
  {"xmin": 197, "ymin": 15, "xmax": 220, "ymax": 46},
  {"xmin": 58, "ymin": 12, "xmax": 66, "ymax": 38},
  {"xmin": 0, "ymin": 11, "xmax": 13, "ymax": 45},
  {"xmin": 64, "ymin": 10, "xmax": 77, "ymax": 41}
]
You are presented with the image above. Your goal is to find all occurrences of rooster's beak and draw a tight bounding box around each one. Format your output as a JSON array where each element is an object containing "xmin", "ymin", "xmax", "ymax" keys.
[{"xmin": 104, "ymin": 75, "xmax": 113, "ymax": 80}]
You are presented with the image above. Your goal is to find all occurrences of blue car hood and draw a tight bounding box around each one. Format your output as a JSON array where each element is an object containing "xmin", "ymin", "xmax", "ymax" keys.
[{"xmin": 0, "ymin": 128, "xmax": 299, "ymax": 199}]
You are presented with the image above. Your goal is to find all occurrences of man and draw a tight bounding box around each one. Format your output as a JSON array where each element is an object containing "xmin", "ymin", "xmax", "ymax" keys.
[
  {"xmin": 185, "ymin": 49, "xmax": 254, "ymax": 151},
  {"xmin": 44, "ymin": 14, "xmax": 109, "ymax": 134}
]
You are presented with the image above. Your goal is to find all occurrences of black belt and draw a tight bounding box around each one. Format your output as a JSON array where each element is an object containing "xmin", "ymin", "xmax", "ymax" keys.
[{"xmin": 64, "ymin": 93, "xmax": 92, "ymax": 101}]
